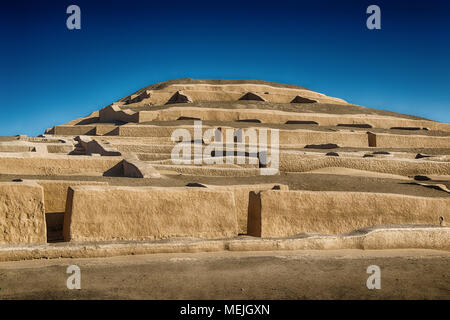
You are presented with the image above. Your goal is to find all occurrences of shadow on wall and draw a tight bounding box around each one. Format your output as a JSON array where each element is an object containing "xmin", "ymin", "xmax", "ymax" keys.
[
  {"xmin": 103, "ymin": 161, "xmax": 124, "ymax": 177},
  {"xmin": 290, "ymin": 96, "xmax": 317, "ymax": 103},
  {"xmin": 337, "ymin": 123, "xmax": 372, "ymax": 129},
  {"xmin": 177, "ymin": 116, "xmax": 201, "ymax": 121},
  {"xmin": 103, "ymin": 127, "xmax": 121, "ymax": 136},
  {"xmin": 45, "ymin": 212, "xmax": 65, "ymax": 243},
  {"xmin": 237, "ymin": 119, "xmax": 261, "ymax": 123},
  {"xmin": 166, "ymin": 91, "xmax": 193, "ymax": 105},
  {"xmin": 285, "ymin": 120, "xmax": 318, "ymax": 125},
  {"xmin": 239, "ymin": 92, "xmax": 266, "ymax": 102}
]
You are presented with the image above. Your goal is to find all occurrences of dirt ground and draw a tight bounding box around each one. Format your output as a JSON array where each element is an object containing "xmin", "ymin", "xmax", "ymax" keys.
[{"xmin": 0, "ymin": 249, "xmax": 448, "ymax": 299}]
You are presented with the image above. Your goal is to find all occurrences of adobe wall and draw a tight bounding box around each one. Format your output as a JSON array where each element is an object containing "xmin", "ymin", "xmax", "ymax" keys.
[
  {"xmin": 117, "ymin": 124, "xmax": 369, "ymax": 147},
  {"xmin": 46, "ymin": 144, "xmax": 75, "ymax": 154},
  {"xmin": 152, "ymin": 164, "xmax": 261, "ymax": 176},
  {"xmin": 135, "ymin": 107, "xmax": 450, "ymax": 131},
  {"xmin": 181, "ymin": 90, "xmax": 336, "ymax": 104},
  {"xmin": 0, "ymin": 141, "xmax": 34, "ymax": 152},
  {"xmin": 0, "ymin": 181, "xmax": 46, "ymax": 244},
  {"xmin": 278, "ymin": 129, "xmax": 367, "ymax": 147},
  {"xmin": 123, "ymin": 158, "xmax": 161, "ymax": 178},
  {"xmin": 158, "ymin": 156, "xmax": 260, "ymax": 168},
  {"xmin": 94, "ymin": 124, "xmax": 119, "ymax": 135},
  {"xmin": 63, "ymin": 186, "xmax": 238, "ymax": 242},
  {"xmin": 99, "ymin": 105, "xmax": 140, "ymax": 123},
  {"xmin": 0, "ymin": 154, "xmax": 123, "ymax": 176},
  {"xmin": 118, "ymin": 125, "xmax": 191, "ymax": 137},
  {"xmin": 206, "ymin": 183, "xmax": 289, "ymax": 234},
  {"xmin": 89, "ymin": 99, "xmax": 450, "ymax": 132},
  {"xmin": 280, "ymin": 152, "xmax": 450, "ymax": 176},
  {"xmin": 76, "ymin": 137, "xmax": 121, "ymax": 156},
  {"xmin": 373, "ymin": 132, "xmax": 450, "ymax": 148},
  {"xmin": 136, "ymin": 153, "xmax": 173, "ymax": 161},
  {"xmin": 248, "ymin": 190, "xmax": 449, "ymax": 237},
  {"xmin": 114, "ymin": 143, "xmax": 175, "ymax": 154},
  {"xmin": 95, "ymin": 136, "xmax": 174, "ymax": 144},
  {"xmin": 173, "ymin": 84, "xmax": 347, "ymax": 103},
  {"xmin": 53, "ymin": 125, "xmax": 97, "ymax": 136},
  {"xmin": 115, "ymin": 124, "xmax": 448, "ymax": 149},
  {"xmin": 118, "ymin": 124, "xmax": 235, "ymax": 138},
  {"xmin": 34, "ymin": 180, "xmax": 109, "ymax": 213},
  {"xmin": 124, "ymin": 83, "xmax": 348, "ymax": 106}
]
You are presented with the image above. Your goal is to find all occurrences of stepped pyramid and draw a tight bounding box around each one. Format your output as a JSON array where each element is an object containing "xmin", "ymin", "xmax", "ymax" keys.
[{"xmin": 0, "ymin": 78, "xmax": 449, "ymax": 258}]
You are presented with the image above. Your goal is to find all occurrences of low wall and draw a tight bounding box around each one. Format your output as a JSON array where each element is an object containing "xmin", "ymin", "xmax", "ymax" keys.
[
  {"xmin": 114, "ymin": 143, "xmax": 175, "ymax": 153},
  {"xmin": 76, "ymin": 137, "xmax": 122, "ymax": 156},
  {"xmin": 117, "ymin": 125, "xmax": 370, "ymax": 148},
  {"xmin": 206, "ymin": 184, "xmax": 288, "ymax": 234},
  {"xmin": 99, "ymin": 105, "xmax": 139, "ymax": 123},
  {"xmin": 373, "ymin": 132, "xmax": 450, "ymax": 148},
  {"xmin": 0, "ymin": 154, "xmax": 123, "ymax": 176},
  {"xmin": 94, "ymin": 124, "xmax": 119, "ymax": 135},
  {"xmin": 96, "ymin": 136, "xmax": 174, "ymax": 144},
  {"xmin": 35, "ymin": 180, "xmax": 109, "ymax": 213},
  {"xmin": 136, "ymin": 107, "xmax": 450, "ymax": 131},
  {"xmin": 46, "ymin": 144, "xmax": 74, "ymax": 154},
  {"xmin": 94, "ymin": 101, "xmax": 450, "ymax": 132},
  {"xmin": 278, "ymin": 130, "xmax": 367, "ymax": 147},
  {"xmin": 280, "ymin": 152, "xmax": 450, "ymax": 176},
  {"xmin": 63, "ymin": 186, "xmax": 238, "ymax": 242},
  {"xmin": 137, "ymin": 153, "xmax": 173, "ymax": 161},
  {"xmin": 117, "ymin": 124, "xmax": 449, "ymax": 149},
  {"xmin": 0, "ymin": 181, "xmax": 46, "ymax": 244},
  {"xmin": 152, "ymin": 164, "xmax": 261, "ymax": 176},
  {"xmin": 53, "ymin": 125, "xmax": 97, "ymax": 136},
  {"xmin": 118, "ymin": 125, "xmax": 202, "ymax": 137},
  {"xmin": 248, "ymin": 190, "xmax": 449, "ymax": 237},
  {"xmin": 125, "ymin": 83, "xmax": 347, "ymax": 105},
  {"xmin": 0, "ymin": 141, "xmax": 33, "ymax": 152}
]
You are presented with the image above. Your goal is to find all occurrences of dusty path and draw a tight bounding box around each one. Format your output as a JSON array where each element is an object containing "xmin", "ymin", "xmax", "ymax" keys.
[{"xmin": 0, "ymin": 249, "xmax": 448, "ymax": 299}]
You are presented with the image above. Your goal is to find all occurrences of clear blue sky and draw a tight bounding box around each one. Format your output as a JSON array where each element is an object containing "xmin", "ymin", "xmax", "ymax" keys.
[{"xmin": 0, "ymin": 0, "xmax": 449, "ymax": 136}]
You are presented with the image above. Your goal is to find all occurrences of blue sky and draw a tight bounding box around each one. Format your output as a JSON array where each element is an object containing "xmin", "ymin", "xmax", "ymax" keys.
[{"xmin": 0, "ymin": 0, "xmax": 449, "ymax": 136}]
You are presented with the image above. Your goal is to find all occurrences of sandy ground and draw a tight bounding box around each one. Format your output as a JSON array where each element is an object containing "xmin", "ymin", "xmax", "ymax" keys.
[{"xmin": 0, "ymin": 249, "xmax": 448, "ymax": 299}]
